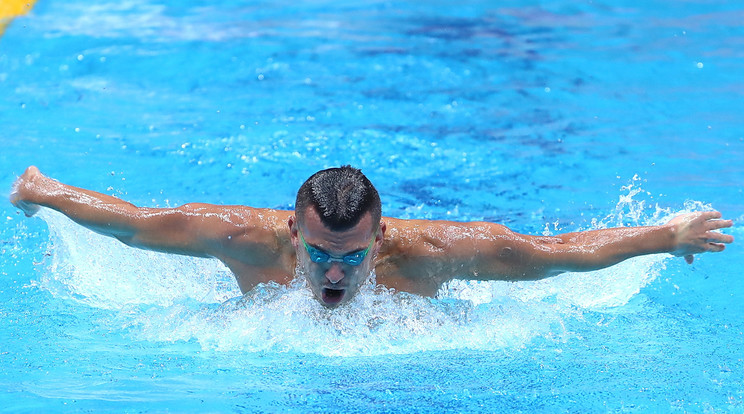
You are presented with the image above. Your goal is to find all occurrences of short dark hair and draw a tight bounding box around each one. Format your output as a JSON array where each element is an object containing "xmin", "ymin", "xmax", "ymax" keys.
[{"xmin": 295, "ymin": 166, "xmax": 381, "ymax": 231}]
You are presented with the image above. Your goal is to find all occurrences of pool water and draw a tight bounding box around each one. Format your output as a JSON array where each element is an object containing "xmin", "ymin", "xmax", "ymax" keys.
[{"xmin": 1, "ymin": 0, "xmax": 743, "ymax": 412}]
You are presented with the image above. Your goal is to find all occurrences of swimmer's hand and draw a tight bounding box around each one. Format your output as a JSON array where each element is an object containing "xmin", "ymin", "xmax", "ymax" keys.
[
  {"xmin": 10, "ymin": 166, "xmax": 43, "ymax": 217},
  {"xmin": 668, "ymin": 211, "xmax": 734, "ymax": 264}
]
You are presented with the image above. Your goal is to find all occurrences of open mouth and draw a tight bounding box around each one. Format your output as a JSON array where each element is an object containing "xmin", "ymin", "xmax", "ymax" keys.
[{"xmin": 321, "ymin": 288, "xmax": 345, "ymax": 306}]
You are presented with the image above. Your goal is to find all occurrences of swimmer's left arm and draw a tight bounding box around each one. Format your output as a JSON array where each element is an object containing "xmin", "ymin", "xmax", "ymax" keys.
[
  {"xmin": 412, "ymin": 211, "xmax": 734, "ymax": 287},
  {"xmin": 472, "ymin": 211, "xmax": 735, "ymax": 281}
]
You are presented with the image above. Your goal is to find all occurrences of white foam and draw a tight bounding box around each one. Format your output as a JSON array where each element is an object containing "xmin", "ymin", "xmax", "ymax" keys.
[{"xmin": 126, "ymin": 276, "xmax": 567, "ymax": 356}]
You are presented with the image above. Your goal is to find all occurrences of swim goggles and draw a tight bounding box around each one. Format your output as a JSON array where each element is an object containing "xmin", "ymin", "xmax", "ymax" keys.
[{"xmin": 298, "ymin": 229, "xmax": 377, "ymax": 266}]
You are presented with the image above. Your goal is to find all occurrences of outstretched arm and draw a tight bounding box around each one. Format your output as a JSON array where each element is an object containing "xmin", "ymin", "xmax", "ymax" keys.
[
  {"xmin": 492, "ymin": 211, "xmax": 734, "ymax": 281},
  {"xmin": 382, "ymin": 211, "xmax": 734, "ymax": 291},
  {"xmin": 9, "ymin": 166, "xmax": 290, "ymax": 260},
  {"xmin": 525, "ymin": 211, "xmax": 734, "ymax": 273},
  {"xmin": 11, "ymin": 166, "xmax": 166, "ymax": 246}
]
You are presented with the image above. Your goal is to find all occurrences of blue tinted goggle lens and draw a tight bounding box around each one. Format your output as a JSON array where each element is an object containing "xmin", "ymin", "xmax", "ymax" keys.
[{"xmin": 300, "ymin": 230, "xmax": 375, "ymax": 266}]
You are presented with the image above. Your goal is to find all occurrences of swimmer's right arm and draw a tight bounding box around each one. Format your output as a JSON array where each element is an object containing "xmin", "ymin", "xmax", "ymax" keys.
[{"xmin": 10, "ymin": 166, "xmax": 289, "ymax": 259}]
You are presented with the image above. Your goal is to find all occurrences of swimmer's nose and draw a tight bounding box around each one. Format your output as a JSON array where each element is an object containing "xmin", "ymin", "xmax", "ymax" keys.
[{"xmin": 325, "ymin": 263, "xmax": 345, "ymax": 284}]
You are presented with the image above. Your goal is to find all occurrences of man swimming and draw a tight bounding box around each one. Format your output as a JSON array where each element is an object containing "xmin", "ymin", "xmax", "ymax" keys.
[{"xmin": 10, "ymin": 165, "xmax": 734, "ymax": 307}]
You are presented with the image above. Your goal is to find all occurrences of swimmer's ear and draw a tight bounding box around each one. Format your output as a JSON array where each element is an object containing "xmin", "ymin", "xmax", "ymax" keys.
[
  {"xmin": 376, "ymin": 221, "xmax": 387, "ymax": 246},
  {"xmin": 288, "ymin": 215, "xmax": 299, "ymax": 248}
]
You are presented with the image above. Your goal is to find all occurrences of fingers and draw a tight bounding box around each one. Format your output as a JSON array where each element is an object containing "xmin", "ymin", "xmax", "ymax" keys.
[
  {"xmin": 677, "ymin": 211, "xmax": 733, "ymax": 265},
  {"xmin": 705, "ymin": 230, "xmax": 735, "ymax": 244},
  {"xmin": 699, "ymin": 211, "xmax": 731, "ymax": 231},
  {"xmin": 708, "ymin": 242, "xmax": 727, "ymax": 252},
  {"xmin": 10, "ymin": 166, "xmax": 45, "ymax": 217},
  {"xmin": 701, "ymin": 212, "xmax": 734, "ymax": 244},
  {"xmin": 682, "ymin": 240, "xmax": 729, "ymax": 265},
  {"xmin": 705, "ymin": 218, "xmax": 733, "ymax": 232},
  {"xmin": 14, "ymin": 200, "xmax": 40, "ymax": 217},
  {"xmin": 701, "ymin": 211, "xmax": 722, "ymax": 220}
]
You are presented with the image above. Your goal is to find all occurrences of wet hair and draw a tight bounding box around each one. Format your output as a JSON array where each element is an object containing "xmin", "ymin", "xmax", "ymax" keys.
[{"xmin": 295, "ymin": 166, "xmax": 381, "ymax": 232}]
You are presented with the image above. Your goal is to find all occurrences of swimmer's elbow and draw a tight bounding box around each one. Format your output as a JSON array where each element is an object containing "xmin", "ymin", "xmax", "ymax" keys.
[
  {"xmin": 114, "ymin": 233, "xmax": 133, "ymax": 246},
  {"xmin": 494, "ymin": 240, "xmax": 570, "ymax": 281}
]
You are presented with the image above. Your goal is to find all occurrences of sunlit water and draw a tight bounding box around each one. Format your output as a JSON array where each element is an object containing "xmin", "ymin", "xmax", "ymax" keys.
[{"xmin": 1, "ymin": 0, "xmax": 743, "ymax": 412}]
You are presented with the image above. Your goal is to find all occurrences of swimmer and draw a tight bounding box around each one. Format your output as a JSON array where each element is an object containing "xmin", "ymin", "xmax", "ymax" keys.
[{"xmin": 10, "ymin": 165, "xmax": 734, "ymax": 307}]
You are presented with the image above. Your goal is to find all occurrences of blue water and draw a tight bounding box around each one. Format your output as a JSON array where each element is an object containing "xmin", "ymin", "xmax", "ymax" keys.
[{"xmin": 1, "ymin": 0, "xmax": 743, "ymax": 412}]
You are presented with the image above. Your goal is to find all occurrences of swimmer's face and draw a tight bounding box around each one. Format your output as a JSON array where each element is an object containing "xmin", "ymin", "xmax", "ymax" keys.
[{"xmin": 289, "ymin": 207, "xmax": 383, "ymax": 308}]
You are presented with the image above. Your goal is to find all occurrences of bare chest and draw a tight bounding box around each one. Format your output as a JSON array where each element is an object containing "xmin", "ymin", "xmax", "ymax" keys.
[{"xmin": 221, "ymin": 255, "xmax": 295, "ymax": 294}]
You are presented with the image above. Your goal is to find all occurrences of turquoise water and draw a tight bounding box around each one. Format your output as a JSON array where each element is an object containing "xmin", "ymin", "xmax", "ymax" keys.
[{"xmin": 1, "ymin": 0, "xmax": 743, "ymax": 412}]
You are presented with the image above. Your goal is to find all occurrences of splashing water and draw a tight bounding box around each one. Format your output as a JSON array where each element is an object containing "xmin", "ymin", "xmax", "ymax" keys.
[{"xmin": 30, "ymin": 183, "xmax": 714, "ymax": 357}]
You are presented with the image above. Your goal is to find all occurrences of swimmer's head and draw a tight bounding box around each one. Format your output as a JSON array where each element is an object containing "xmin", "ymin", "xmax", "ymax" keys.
[
  {"xmin": 290, "ymin": 166, "xmax": 384, "ymax": 307},
  {"xmin": 294, "ymin": 165, "xmax": 381, "ymax": 231}
]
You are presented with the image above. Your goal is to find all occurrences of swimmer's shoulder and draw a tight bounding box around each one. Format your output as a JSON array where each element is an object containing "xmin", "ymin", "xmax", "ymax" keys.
[
  {"xmin": 381, "ymin": 216, "xmax": 513, "ymax": 256},
  {"xmin": 176, "ymin": 204, "xmax": 292, "ymax": 232},
  {"xmin": 217, "ymin": 205, "xmax": 293, "ymax": 240},
  {"xmin": 377, "ymin": 217, "xmax": 489, "ymax": 295},
  {"xmin": 204, "ymin": 206, "xmax": 295, "ymax": 274},
  {"xmin": 377, "ymin": 218, "xmax": 525, "ymax": 293}
]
